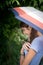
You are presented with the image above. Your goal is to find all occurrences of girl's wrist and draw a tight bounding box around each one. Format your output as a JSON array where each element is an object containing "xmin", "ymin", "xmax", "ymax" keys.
[
  {"xmin": 20, "ymin": 49, "xmax": 24, "ymax": 56},
  {"xmin": 20, "ymin": 53, "xmax": 24, "ymax": 56}
]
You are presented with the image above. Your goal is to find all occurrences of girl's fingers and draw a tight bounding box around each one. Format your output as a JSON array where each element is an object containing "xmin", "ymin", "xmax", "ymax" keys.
[
  {"xmin": 25, "ymin": 46, "xmax": 29, "ymax": 51},
  {"xmin": 21, "ymin": 42, "xmax": 31, "ymax": 52},
  {"xmin": 23, "ymin": 45, "xmax": 29, "ymax": 51},
  {"xmin": 26, "ymin": 42, "xmax": 31, "ymax": 46},
  {"xmin": 26, "ymin": 44, "xmax": 31, "ymax": 48}
]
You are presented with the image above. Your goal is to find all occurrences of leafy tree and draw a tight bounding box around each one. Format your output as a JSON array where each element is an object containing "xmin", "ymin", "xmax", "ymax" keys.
[{"xmin": 0, "ymin": 0, "xmax": 43, "ymax": 65}]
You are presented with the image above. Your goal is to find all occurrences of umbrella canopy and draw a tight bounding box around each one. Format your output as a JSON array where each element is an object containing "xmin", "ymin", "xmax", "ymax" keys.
[{"xmin": 12, "ymin": 7, "xmax": 43, "ymax": 34}]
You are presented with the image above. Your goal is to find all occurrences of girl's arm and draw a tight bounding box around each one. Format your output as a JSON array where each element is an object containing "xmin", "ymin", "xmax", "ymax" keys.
[
  {"xmin": 20, "ymin": 42, "xmax": 31, "ymax": 65},
  {"xmin": 20, "ymin": 54, "xmax": 25, "ymax": 65},
  {"xmin": 21, "ymin": 48, "xmax": 36, "ymax": 65}
]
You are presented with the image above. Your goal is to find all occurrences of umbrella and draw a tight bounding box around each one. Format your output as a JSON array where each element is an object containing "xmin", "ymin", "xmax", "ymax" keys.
[{"xmin": 12, "ymin": 7, "xmax": 43, "ymax": 34}]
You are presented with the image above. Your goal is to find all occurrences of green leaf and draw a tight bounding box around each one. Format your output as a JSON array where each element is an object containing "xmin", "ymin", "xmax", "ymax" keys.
[
  {"xmin": 16, "ymin": 0, "xmax": 20, "ymax": 5},
  {"xmin": 39, "ymin": 0, "xmax": 43, "ymax": 3},
  {"xmin": 12, "ymin": 0, "xmax": 15, "ymax": 4}
]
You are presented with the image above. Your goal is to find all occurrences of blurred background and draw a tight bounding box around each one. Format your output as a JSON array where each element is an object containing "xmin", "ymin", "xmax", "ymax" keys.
[{"xmin": 0, "ymin": 0, "xmax": 43, "ymax": 65}]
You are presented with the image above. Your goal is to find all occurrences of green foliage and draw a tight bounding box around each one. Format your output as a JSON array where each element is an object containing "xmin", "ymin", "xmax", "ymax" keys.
[
  {"xmin": 0, "ymin": 10, "xmax": 19, "ymax": 65},
  {"xmin": 0, "ymin": 0, "xmax": 43, "ymax": 65},
  {"xmin": 0, "ymin": 0, "xmax": 43, "ymax": 11},
  {"xmin": 0, "ymin": 0, "xmax": 20, "ymax": 9},
  {"xmin": 22, "ymin": 0, "xmax": 43, "ymax": 11},
  {"xmin": 0, "ymin": 9, "xmax": 28, "ymax": 65}
]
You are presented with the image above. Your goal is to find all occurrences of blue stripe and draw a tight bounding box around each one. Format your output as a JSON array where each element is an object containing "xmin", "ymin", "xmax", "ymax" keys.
[{"xmin": 12, "ymin": 9, "xmax": 19, "ymax": 16}]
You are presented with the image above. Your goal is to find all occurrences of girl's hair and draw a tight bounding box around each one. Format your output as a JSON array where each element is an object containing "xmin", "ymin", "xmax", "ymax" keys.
[
  {"xmin": 20, "ymin": 22, "xmax": 29, "ymax": 28},
  {"xmin": 30, "ymin": 28, "xmax": 39, "ymax": 43}
]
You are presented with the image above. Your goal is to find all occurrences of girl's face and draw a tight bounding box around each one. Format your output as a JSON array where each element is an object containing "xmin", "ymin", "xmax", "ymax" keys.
[{"xmin": 21, "ymin": 26, "xmax": 32, "ymax": 36}]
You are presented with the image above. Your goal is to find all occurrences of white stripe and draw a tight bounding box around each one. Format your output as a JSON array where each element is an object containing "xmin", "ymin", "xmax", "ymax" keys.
[{"xmin": 20, "ymin": 7, "xmax": 43, "ymax": 24}]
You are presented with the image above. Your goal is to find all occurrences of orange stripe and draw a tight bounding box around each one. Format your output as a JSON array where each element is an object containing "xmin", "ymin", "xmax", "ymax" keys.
[{"xmin": 13, "ymin": 7, "xmax": 43, "ymax": 29}]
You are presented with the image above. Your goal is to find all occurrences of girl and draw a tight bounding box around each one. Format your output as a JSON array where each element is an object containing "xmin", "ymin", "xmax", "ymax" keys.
[{"xmin": 20, "ymin": 25, "xmax": 43, "ymax": 65}]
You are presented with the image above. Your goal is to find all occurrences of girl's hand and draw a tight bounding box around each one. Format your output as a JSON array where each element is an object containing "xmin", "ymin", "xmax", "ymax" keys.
[{"xmin": 20, "ymin": 42, "xmax": 31, "ymax": 55}]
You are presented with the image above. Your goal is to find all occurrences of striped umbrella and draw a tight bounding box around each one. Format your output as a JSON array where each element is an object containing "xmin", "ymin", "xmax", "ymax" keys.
[{"xmin": 12, "ymin": 7, "xmax": 43, "ymax": 34}]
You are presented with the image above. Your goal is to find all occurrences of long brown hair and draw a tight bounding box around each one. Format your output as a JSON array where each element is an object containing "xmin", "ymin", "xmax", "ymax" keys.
[{"xmin": 30, "ymin": 28, "xmax": 38, "ymax": 43}]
